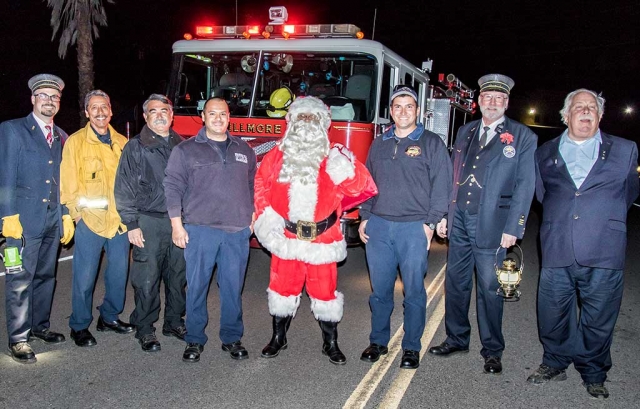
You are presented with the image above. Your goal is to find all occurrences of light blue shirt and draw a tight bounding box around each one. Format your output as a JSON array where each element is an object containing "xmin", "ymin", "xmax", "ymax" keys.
[{"xmin": 559, "ymin": 129, "xmax": 602, "ymax": 189}]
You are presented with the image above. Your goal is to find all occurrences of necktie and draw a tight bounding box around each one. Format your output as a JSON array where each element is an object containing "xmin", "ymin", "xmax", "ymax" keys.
[
  {"xmin": 45, "ymin": 125, "xmax": 53, "ymax": 148},
  {"xmin": 479, "ymin": 126, "xmax": 490, "ymax": 148}
]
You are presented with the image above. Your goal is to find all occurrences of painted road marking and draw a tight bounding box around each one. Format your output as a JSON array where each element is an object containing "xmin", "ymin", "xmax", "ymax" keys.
[
  {"xmin": 343, "ymin": 264, "xmax": 447, "ymax": 409},
  {"xmin": 1, "ymin": 255, "xmax": 73, "ymax": 276}
]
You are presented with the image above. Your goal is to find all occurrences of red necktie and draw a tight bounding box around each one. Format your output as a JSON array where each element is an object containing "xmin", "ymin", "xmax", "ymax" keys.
[{"xmin": 45, "ymin": 125, "xmax": 53, "ymax": 148}]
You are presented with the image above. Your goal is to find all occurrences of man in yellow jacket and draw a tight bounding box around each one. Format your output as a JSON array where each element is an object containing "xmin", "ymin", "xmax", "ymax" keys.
[{"xmin": 61, "ymin": 90, "xmax": 134, "ymax": 347}]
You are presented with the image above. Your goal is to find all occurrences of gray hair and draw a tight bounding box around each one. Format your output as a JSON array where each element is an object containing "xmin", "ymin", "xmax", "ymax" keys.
[
  {"xmin": 560, "ymin": 88, "xmax": 605, "ymax": 125},
  {"xmin": 143, "ymin": 94, "xmax": 173, "ymax": 114},
  {"xmin": 84, "ymin": 89, "xmax": 111, "ymax": 111}
]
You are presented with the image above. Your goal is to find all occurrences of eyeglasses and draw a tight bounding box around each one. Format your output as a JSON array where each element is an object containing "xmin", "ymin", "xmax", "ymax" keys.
[
  {"xmin": 297, "ymin": 113, "xmax": 320, "ymax": 122},
  {"xmin": 34, "ymin": 93, "xmax": 61, "ymax": 102},
  {"xmin": 480, "ymin": 94, "xmax": 507, "ymax": 104}
]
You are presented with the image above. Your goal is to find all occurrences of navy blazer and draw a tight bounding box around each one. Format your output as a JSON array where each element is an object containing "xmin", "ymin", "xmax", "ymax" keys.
[
  {"xmin": 0, "ymin": 114, "xmax": 68, "ymax": 238},
  {"xmin": 448, "ymin": 116, "xmax": 537, "ymax": 248},
  {"xmin": 535, "ymin": 132, "xmax": 639, "ymax": 269}
]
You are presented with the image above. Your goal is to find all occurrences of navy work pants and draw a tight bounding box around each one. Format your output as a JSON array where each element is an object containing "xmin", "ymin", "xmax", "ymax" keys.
[
  {"xmin": 183, "ymin": 224, "xmax": 250, "ymax": 346},
  {"xmin": 69, "ymin": 220, "xmax": 129, "ymax": 331},
  {"xmin": 365, "ymin": 215, "xmax": 429, "ymax": 352}
]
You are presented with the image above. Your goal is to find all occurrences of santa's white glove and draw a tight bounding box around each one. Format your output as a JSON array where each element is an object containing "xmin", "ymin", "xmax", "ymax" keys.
[{"xmin": 326, "ymin": 143, "xmax": 355, "ymax": 185}]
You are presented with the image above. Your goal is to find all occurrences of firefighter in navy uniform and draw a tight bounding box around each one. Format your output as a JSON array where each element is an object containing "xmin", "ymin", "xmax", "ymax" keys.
[{"xmin": 0, "ymin": 74, "xmax": 74, "ymax": 364}]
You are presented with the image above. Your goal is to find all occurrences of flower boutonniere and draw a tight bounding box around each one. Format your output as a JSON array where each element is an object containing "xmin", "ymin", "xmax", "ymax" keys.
[{"xmin": 500, "ymin": 132, "xmax": 514, "ymax": 145}]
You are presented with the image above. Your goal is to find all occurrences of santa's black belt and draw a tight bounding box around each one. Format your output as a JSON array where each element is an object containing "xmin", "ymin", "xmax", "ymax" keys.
[{"xmin": 284, "ymin": 212, "xmax": 338, "ymax": 241}]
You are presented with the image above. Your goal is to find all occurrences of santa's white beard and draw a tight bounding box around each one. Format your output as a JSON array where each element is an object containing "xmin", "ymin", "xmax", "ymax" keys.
[{"xmin": 278, "ymin": 119, "xmax": 330, "ymax": 185}]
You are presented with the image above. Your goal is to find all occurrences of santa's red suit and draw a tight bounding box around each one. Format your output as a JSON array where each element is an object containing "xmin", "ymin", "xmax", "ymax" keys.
[
  {"xmin": 255, "ymin": 96, "xmax": 372, "ymax": 365},
  {"xmin": 254, "ymin": 102, "xmax": 370, "ymax": 324}
]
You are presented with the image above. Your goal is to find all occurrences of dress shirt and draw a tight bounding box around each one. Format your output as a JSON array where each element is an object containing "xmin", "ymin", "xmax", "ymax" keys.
[
  {"xmin": 559, "ymin": 129, "xmax": 602, "ymax": 189},
  {"xmin": 31, "ymin": 113, "xmax": 54, "ymax": 141},
  {"xmin": 479, "ymin": 117, "xmax": 505, "ymax": 145}
]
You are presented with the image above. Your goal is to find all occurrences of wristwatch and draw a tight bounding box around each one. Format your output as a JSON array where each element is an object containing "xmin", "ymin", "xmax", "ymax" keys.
[{"xmin": 425, "ymin": 223, "xmax": 436, "ymax": 230}]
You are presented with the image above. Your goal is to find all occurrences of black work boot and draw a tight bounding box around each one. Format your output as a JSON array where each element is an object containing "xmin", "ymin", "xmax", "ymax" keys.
[
  {"xmin": 261, "ymin": 315, "xmax": 292, "ymax": 358},
  {"xmin": 319, "ymin": 320, "xmax": 346, "ymax": 365}
]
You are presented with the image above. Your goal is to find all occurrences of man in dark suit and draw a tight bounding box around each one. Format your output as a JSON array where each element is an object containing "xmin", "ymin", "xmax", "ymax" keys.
[
  {"xmin": 428, "ymin": 74, "xmax": 537, "ymax": 375},
  {"xmin": 527, "ymin": 89, "xmax": 638, "ymax": 399},
  {"xmin": 0, "ymin": 74, "xmax": 75, "ymax": 363}
]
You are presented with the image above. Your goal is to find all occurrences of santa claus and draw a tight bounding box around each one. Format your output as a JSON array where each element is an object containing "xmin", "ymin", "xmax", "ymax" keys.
[{"xmin": 254, "ymin": 96, "xmax": 372, "ymax": 365}]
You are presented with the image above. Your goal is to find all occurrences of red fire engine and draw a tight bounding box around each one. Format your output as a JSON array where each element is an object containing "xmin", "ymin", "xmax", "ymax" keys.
[{"xmin": 166, "ymin": 6, "xmax": 475, "ymax": 245}]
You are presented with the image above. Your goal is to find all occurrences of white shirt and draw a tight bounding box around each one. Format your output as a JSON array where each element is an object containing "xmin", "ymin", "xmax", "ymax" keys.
[
  {"xmin": 479, "ymin": 117, "xmax": 505, "ymax": 145},
  {"xmin": 31, "ymin": 113, "xmax": 54, "ymax": 140}
]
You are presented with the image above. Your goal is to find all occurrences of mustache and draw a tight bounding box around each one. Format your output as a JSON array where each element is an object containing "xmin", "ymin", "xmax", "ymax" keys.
[
  {"xmin": 153, "ymin": 118, "xmax": 168, "ymax": 125},
  {"xmin": 578, "ymin": 114, "xmax": 594, "ymax": 121}
]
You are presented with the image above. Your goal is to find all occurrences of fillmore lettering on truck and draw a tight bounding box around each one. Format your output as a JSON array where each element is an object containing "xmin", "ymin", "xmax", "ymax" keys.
[{"xmin": 230, "ymin": 122, "xmax": 282, "ymax": 135}]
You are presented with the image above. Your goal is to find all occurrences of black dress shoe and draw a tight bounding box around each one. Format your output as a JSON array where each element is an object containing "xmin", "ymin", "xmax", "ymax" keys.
[
  {"xmin": 183, "ymin": 343, "xmax": 204, "ymax": 363},
  {"xmin": 360, "ymin": 343, "xmax": 389, "ymax": 363},
  {"xmin": 222, "ymin": 341, "xmax": 249, "ymax": 360},
  {"xmin": 70, "ymin": 329, "xmax": 97, "ymax": 347},
  {"xmin": 97, "ymin": 317, "xmax": 135, "ymax": 334},
  {"xmin": 483, "ymin": 356, "xmax": 502, "ymax": 374},
  {"xmin": 139, "ymin": 333, "xmax": 161, "ymax": 352},
  {"xmin": 428, "ymin": 341, "xmax": 469, "ymax": 357},
  {"xmin": 400, "ymin": 349, "xmax": 420, "ymax": 369},
  {"xmin": 8, "ymin": 342, "xmax": 37, "ymax": 364},
  {"xmin": 162, "ymin": 325, "xmax": 187, "ymax": 340},
  {"xmin": 31, "ymin": 328, "xmax": 66, "ymax": 344}
]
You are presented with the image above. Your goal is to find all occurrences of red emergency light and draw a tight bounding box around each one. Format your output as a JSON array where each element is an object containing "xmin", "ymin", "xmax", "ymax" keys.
[
  {"xmin": 196, "ymin": 26, "xmax": 214, "ymax": 36},
  {"xmin": 192, "ymin": 23, "xmax": 363, "ymax": 39}
]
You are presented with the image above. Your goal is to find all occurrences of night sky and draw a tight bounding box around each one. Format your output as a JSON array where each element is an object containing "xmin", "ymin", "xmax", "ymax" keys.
[{"xmin": 1, "ymin": 0, "xmax": 638, "ymax": 140}]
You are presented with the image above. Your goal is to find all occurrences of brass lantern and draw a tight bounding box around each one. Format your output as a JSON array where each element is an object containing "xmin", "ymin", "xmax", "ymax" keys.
[{"xmin": 494, "ymin": 244, "xmax": 523, "ymax": 301}]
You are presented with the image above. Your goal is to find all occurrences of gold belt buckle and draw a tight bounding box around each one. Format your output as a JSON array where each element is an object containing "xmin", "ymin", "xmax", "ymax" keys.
[{"xmin": 296, "ymin": 220, "xmax": 317, "ymax": 241}]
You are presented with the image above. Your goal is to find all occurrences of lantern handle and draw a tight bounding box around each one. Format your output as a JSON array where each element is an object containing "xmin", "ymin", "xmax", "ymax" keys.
[
  {"xmin": 0, "ymin": 236, "xmax": 26, "ymax": 261},
  {"xmin": 494, "ymin": 243, "xmax": 523, "ymax": 273}
]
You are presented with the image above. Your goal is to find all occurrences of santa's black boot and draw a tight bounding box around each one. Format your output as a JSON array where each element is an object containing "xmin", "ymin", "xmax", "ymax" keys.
[
  {"xmin": 319, "ymin": 320, "xmax": 346, "ymax": 365},
  {"xmin": 261, "ymin": 315, "xmax": 292, "ymax": 358}
]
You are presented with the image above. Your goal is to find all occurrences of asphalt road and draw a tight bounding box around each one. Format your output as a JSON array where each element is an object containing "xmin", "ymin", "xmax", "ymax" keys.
[{"xmin": 1, "ymin": 207, "xmax": 639, "ymax": 408}]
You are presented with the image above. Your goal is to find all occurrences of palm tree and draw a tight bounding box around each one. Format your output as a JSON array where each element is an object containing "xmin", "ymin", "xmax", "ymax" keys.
[{"xmin": 46, "ymin": 0, "xmax": 114, "ymax": 125}]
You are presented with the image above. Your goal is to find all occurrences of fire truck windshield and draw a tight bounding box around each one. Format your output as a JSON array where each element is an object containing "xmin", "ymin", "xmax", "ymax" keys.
[{"xmin": 173, "ymin": 51, "xmax": 376, "ymax": 123}]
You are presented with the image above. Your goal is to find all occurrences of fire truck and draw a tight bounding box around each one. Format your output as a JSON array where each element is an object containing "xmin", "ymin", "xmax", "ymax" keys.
[{"xmin": 166, "ymin": 6, "xmax": 475, "ymax": 245}]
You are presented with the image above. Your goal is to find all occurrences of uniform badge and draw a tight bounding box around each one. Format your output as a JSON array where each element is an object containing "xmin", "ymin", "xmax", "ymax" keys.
[
  {"xmin": 405, "ymin": 146, "xmax": 421, "ymax": 157},
  {"xmin": 235, "ymin": 152, "xmax": 248, "ymax": 163},
  {"xmin": 503, "ymin": 145, "xmax": 516, "ymax": 158}
]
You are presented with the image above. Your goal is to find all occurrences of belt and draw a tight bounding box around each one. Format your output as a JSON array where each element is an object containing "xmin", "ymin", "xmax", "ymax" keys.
[{"xmin": 284, "ymin": 211, "xmax": 338, "ymax": 241}]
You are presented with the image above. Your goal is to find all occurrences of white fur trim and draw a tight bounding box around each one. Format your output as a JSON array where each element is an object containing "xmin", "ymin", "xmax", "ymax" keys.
[
  {"xmin": 267, "ymin": 288, "xmax": 301, "ymax": 317},
  {"xmin": 254, "ymin": 206, "xmax": 347, "ymax": 265},
  {"xmin": 326, "ymin": 146, "xmax": 355, "ymax": 185},
  {"xmin": 310, "ymin": 291, "xmax": 344, "ymax": 322},
  {"xmin": 288, "ymin": 179, "xmax": 317, "ymax": 222}
]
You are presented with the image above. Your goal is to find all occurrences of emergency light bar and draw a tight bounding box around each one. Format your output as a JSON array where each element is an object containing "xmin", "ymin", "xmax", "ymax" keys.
[{"xmin": 193, "ymin": 23, "xmax": 362, "ymax": 39}]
